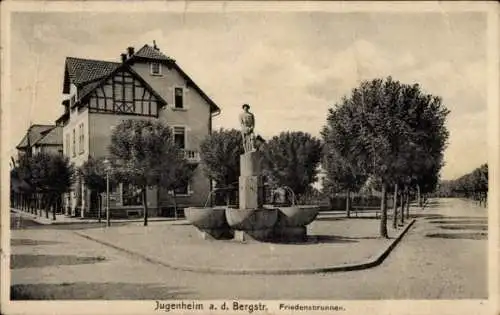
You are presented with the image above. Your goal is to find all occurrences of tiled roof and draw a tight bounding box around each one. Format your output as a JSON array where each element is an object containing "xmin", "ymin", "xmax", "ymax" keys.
[
  {"xmin": 65, "ymin": 57, "xmax": 120, "ymax": 86},
  {"xmin": 62, "ymin": 44, "xmax": 220, "ymax": 114},
  {"xmin": 35, "ymin": 126, "xmax": 63, "ymax": 146},
  {"xmin": 77, "ymin": 81, "xmax": 103, "ymax": 102},
  {"xmin": 16, "ymin": 125, "xmax": 55, "ymax": 149},
  {"xmin": 134, "ymin": 44, "xmax": 173, "ymax": 61}
]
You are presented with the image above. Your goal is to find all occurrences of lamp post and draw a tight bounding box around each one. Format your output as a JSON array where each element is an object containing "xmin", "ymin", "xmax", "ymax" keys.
[{"xmin": 103, "ymin": 158, "xmax": 111, "ymax": 227}]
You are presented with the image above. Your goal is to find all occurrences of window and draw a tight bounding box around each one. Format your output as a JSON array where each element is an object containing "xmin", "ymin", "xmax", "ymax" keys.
[
  {"xmin": 78, "ymin": 123, "xmax": 84, "ymax": 154},
  {"xmin": 150, "ymin": 62, "xmax": 161, "ymax": 75},
  {"xmin": 173, "ymin": 126, "xmax": 186, "ymax": 150},
  {"xmin": 72, "ymin": 129, "xmax": 76, "ymax": 157},
  {"xmin": 172, "ymin": 176, "xmax": 192, "ymax": 196},
  {"xmin": 174, "ymin": 183, "xmax": 190, "ymax": 195},
  {"xmin": 174, "ymin": 87, "xmax": 184, "ymax": 109},
  {"xmin": 122, "ymin": 183, "xmax": 143, "ymax": 206}
]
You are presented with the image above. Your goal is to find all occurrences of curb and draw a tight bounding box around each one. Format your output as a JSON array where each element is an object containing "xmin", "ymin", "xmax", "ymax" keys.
[
  {"xmin": 11, "ymin": 208, "xmax": 184, "ymax": 225},
  {"xmin": 74, "ymin": 219, "xmax": 416, "ymax": 275}
]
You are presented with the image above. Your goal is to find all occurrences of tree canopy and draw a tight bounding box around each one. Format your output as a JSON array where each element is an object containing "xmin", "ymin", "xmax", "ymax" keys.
[
  {"xmin": 200, "ymin": 128, "xmax": 244, "ymax": 189},
  {"xmin": 261, "ymin": 131, "xmax": 323, "ymax": 201},
  {"xmin": 322, "ymin": 76, "xmax": 449, "ymax": 237},
  {"xmin": 108, "ymin": 119, "xmax": 190, "ymax": 225}
]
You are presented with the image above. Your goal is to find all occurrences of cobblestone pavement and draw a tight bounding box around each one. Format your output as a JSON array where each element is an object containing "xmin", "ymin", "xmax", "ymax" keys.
[{"xmin": 9, "ymin": 198, "xmax": 487, "ymax": 300}]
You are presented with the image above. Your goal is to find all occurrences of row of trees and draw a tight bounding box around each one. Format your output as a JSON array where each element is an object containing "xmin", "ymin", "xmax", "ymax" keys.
[
  {"xmin": 11, "ymin": 77, "xmax": 450, "ymax": 238},
  {"xmin": 321, "ymin": 77, "xmax": 450, "ymax": 237},
  {"xmin": 437, "ymin": 164, "xmax": 488, "ymax": 207},
  {"xmin": 11, "ymin": 120, "xmax": 195, "ymax": 226},
  {"xmin": 10, "ymin": 153, "xmax": 74, "ymax": 220}
]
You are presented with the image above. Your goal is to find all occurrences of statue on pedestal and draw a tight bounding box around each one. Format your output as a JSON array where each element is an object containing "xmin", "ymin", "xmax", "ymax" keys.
[{"xmin": 239, "ymin": 104, "xmax": 256, "ymax": 152}]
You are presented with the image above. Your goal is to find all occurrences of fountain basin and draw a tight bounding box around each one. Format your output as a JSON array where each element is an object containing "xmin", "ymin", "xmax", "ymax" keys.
[
  {"xmin": 276, "ymin": 205, "xmax": 320, "ymax": 227},
  {"xmin": 225, "ymin": 208, "xmax": 278, "ymax": 231},
  {"xmin": 185, "ymin": 207, "xmax": 228, "ymax": 229}
]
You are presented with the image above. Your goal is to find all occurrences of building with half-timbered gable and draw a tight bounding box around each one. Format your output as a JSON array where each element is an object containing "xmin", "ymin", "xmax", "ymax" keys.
[{"xmin": 56, "ymin": 43, "xmax": 221, "ymax": 218}]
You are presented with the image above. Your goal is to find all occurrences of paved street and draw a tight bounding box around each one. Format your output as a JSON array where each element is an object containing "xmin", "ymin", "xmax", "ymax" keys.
[{"xmin": 10, "ymin": 198, "xmax": 487, "ymax": 299}]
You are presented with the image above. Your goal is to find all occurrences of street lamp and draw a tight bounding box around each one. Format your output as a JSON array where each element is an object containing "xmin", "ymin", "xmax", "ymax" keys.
[{"xmin": 103, "ymin": 158, "xmax": 111, "ymax": 227}]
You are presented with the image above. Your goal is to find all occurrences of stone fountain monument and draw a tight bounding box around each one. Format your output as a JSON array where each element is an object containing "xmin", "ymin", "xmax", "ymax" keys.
[
  {"xmin": 185, "ymin": 104, "xmax": 319, "ymax": 242},
  {"xmin": 224, "ymin": 104, "xmax": 277, "ymax": 241}
]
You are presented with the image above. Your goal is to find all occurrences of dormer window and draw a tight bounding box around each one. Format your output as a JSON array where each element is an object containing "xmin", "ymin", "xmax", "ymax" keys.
[{"xmin": 150, "ymin": 62, "xmax": 161, "ymax": 75}]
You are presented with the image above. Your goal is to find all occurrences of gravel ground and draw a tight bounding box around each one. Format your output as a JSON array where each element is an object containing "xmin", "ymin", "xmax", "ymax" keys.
[
  {"xmin": 73, "ymin": 216, "xmax": 405, "ymax": 271},
  {"xmin": 9, "ymin": 198, "xmax": 487, "ymax": 300}
]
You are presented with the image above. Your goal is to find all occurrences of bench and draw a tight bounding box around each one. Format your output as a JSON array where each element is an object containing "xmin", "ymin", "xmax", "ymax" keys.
[{"xmin": 352, "ymin": 207, "xmax": 380, "ymax": 218}]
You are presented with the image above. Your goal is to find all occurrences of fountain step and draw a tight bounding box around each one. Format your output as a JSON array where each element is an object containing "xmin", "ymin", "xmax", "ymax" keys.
[{"xmin": 234, "ymin": 229, "xmax": 274, "ymax": 242}]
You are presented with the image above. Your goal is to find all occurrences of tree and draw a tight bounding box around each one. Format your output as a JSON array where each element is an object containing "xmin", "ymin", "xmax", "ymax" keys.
[
  {"xmin": 108, "ymin": 119, "xmax": 187, "ymax": 226},
  {"xmin": 28, "ymin": 153, "xmax": 74, "ymax": 220},
  {"xmin": 447, "ymin": 164, "xmax": 488, "ymax": 206},
  {"xmin": 321, "ymin": 144, "xmax": 367, "ymax": 217},
  {"xmin": 261, "ymin": 131, "xmax": 322, "ymax": 203},
  {"xmin": 166, "ymin": 161, "xmax": 195, "ymax": 219},
  {"xmin": 199, "ymin": 128, "xmax": 244, "ymax": 205},
  {"xmin": 323, "ymin": 77, "xmax": 449, "ymax": 237},
  {"xmin": 79, "ymin": 156, "xmax": 113, "ymax": 220}
]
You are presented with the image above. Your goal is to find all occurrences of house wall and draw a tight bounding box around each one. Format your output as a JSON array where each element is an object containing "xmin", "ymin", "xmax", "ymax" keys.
[
  {"xmin": 60, "ymin": 59, "xmax": 214, "ymax": 217},
  {"xmin": 87, "ymin": 112, "xmax": 157, "ymax": 159},
  {"xmin": 63, "ymin": 83, "xmax": 90, "ymax": 216},
  {"xmin": 132, "ymin": 62, "xmax": 212, "ymax": 207}
]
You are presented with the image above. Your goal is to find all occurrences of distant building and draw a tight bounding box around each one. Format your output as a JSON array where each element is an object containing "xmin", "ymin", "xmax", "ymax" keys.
[
  {"xmin": 16, "ymin": 124, "xmax": 63, "ymax": 158},
  {"xmin": 55, "ymin": 42, "xmax": 221, "ymax": 218}
]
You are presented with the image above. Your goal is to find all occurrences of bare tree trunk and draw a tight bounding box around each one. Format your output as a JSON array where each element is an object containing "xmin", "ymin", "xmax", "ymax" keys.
[
  {"xmin": 44, "ymin": 194, "xmax": 49, "ymax": 219},
  {"xmin": 173, "ymin": 190, "xmax": 178, "ymax": 220},
  {"xmin": 225, "ymin": 191, "xmax": 230, "ymax": 207},
  {"xmin": 400, "ymin": 188, "xmax": 405, "ymax": 225},
  {"xmin": 406, "ymin": 191, "xmax": 410, "ymax": 219},
  {"xmin": 417, "ymin": 184, "xmax": 422, "ymax": 208},
  {"xmin": 346, "ymin": 189, "xmax": 351, "ymax": 218},
  {"xmin": 51, "ymin": 193, "xmax": 56, "ymax": 221},
  {"xmin": 406, "ymin": 192, "xmax": 410, "ymax": 218},
  {"xmin": 392, "ymin": 184, "xmax": 398, "ymax": 229},
  {"xmin": 380, "ymin": 183, "xmax": 388, "ymax": 238},
  {"xmin": 142, "ymin": 188, "xmax": 149, "ymax": 226}
]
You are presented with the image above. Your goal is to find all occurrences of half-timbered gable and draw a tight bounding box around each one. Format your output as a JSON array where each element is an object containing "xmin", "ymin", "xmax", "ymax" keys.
[{"xmin": 84, "ymin": 67, "xmax": 166, "ymax": 117}]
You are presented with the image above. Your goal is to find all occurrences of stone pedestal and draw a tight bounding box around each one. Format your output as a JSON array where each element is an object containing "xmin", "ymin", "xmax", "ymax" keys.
[
  {"xmin": 234, "ymin": 229, "xmax": 274, "ymax": 242},
  {"xmin": 239, "ymin": 151, "xmax": 264, "ymax": 210},
  {"xmin": 199, "ymin": 228, "xmax": 233, "ymax": 240}
]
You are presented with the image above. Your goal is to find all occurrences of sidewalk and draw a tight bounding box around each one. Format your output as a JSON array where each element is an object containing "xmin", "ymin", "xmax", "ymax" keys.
[
  {"xmin": 76, "ymin": 214, "xmax": 416, "ymax": 275},
  {"xmin": 10, "ymin": 208, "xmax": 184, "ymax": 225}
]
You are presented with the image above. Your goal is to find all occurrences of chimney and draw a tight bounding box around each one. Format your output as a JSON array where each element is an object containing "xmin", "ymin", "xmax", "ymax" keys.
[
  {"xmin": 153, "ymin": 40, "xmax": 159, "ymax": 51},
  {"xmin": 127, "ymin": 46, "xmax": 135, "ymax": 57},
  {"xmin": 121, "ymin": 53, "xmax": 127, "ymax": 63}
]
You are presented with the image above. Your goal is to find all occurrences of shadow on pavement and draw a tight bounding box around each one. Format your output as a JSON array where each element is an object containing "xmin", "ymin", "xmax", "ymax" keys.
[
  {"xmin": 437, "ymin": 216, "xmax": 487, "ymax": 220},
  {"xmin": 315, "ymin": 217, "xmax": 346, "ymax": 222},
  {"xmin": 438, "ymin": 225, "xmax": 487, "ymax": 231},
  {"xmin": 426, "ymin": 232, "xmax": 487, "ymax": 240},
  {"xmin": 10, "ymin": 254, "xmax": 106, "ymax": 269},
  {"xmin": 11, "ymin": 283, "xmax": 195, "ymax": 300},
  {"xmin": 272, "ymin": 235, "xmax": 359, "ymax": 245},
  {"xmin": 429, "ymin": 219, "xmax": 487, "ymax": 225},
  {"xmin": 412, "ymin": 213, "xmax": 445, "ymax": 219},
  {"xmin": 11, "ymin": 239, "xmax": 62, "ymax": 246}
]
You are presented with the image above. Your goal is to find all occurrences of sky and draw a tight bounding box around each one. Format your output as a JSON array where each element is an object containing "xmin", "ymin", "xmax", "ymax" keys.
[{"xmin": 6, "ymin": 10, "xmax": 488, "ymax": 180}]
